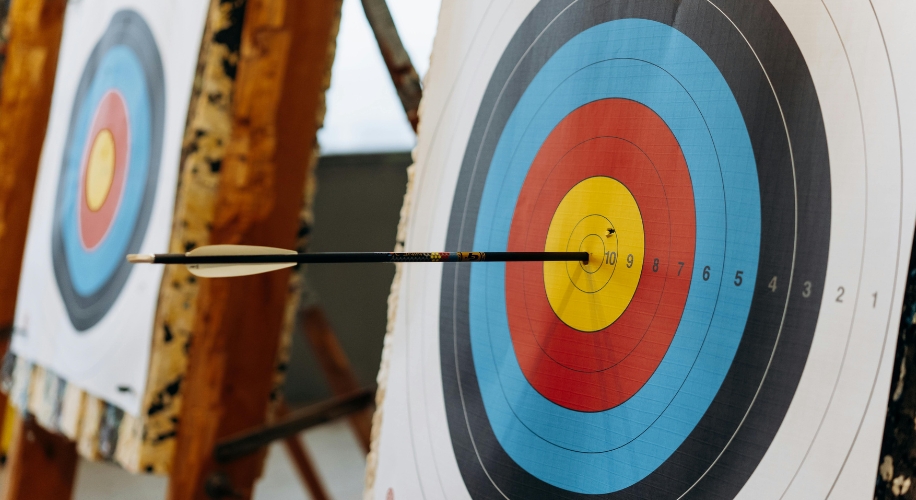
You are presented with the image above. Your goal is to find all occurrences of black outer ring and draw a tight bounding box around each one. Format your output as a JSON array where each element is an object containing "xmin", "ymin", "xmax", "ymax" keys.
[
  {"xmin": 439, "ymin": 0, "xmax": 831, "ymax": 498},
  {"xmin": 51, "ymin": 10, "xmax": 166, "ymax": 331}
]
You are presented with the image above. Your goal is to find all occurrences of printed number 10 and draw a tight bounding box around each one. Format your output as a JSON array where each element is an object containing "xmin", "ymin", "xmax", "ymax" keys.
[{"xmin": 604, "ymin": 251, "xmax": 617, "ymax": 265}]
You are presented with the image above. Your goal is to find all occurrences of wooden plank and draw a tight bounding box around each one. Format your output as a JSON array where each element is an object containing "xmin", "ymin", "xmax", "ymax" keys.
[
  {"xmin": 119, "ymin": 0, "xmax": 248, "ymax": 474},
  {"xmin": 360, "ymin": 0, "xmax": 422, "ymax": 131},
  {"xmin": 264, "ymin": 399, "xmax": 331, "ymax": 499},
  {"xmin": 282, "ymin": 435, "xmax": 329, "ymax": 500},
  {"xmin": 0, "ymin": 0, "xmax": 70, "ymax": 489},
  {"xmin": 301, "ymin": 305, "xmax": 373, "ymax": 451},
  {"xmin": 1, "ymin": 415, "xmax": 77, "ymax": 500},
  {"xmin": 167, "ymin": 0, "xmax": 342, "ymax": 497},
  {"xmin": 0, "ymin": 0, "xmax": 66, "ymax": 442}
]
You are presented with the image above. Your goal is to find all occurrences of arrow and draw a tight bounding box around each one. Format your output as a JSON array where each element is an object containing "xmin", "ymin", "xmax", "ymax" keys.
[{"xmin": 127, "ymin": 245, "xmax": 590, "ymax": 278}]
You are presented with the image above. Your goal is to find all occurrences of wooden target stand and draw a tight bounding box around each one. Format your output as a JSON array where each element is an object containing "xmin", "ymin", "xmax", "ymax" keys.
[{"xmin": 0, "ymin": 0, "xmax": 420, "ymax": 498}]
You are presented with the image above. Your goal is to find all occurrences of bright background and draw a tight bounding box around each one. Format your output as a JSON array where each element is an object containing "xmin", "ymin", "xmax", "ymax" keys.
[{"xmin": 319, "ymin": 0, "xmax": 441, "ymax": 154}]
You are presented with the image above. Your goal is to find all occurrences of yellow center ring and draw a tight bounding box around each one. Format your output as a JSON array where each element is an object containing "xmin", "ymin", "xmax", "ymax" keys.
[
  {"xmin": 84, "ymin": 129, "xmax": 116, "ymax": 212},
  {"xmin": 544, "ymin": 176, "xmax": 645, "ymax": 332}
]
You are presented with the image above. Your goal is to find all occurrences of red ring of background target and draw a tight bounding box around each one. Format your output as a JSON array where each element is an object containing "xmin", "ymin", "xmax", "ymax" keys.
[
  {"xmin": 506, "ymin": 98, "xmax": 697, "ymax": 412},
  {"xmin": 78, "ymin": 90, "xmax": 130, "ymax": 250}
]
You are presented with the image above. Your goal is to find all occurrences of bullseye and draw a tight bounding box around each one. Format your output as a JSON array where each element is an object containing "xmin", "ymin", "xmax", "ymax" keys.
[
  {"xmin": 544, "ymin": 176, "xmax": 644, "ymax": 332},
  {"xmin": 576, "ymin": 230, "xmax": 608, "ymax": 274},
  {"xmin": 84, "ymin": 129, "xmax": 116, "ymax": 212},
  {"xmin": 77, "ymin": 90, "xmax": 130, "ymax": 251}
]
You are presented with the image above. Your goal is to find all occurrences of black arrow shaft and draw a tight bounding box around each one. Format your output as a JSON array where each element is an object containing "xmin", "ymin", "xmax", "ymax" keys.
[{"xmin": 151, "ymin": 251, "xmax": 588, "ymax": 265}]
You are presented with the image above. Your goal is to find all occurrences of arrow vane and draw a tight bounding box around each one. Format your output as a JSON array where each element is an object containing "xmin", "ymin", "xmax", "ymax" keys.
[{"xmin": 127, "ymin": 245, "xmax": 590, "ymax": 278}]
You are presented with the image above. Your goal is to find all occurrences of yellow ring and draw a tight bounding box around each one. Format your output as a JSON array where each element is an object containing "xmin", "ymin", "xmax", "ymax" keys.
[
  {"xmin": 544, "ymin": 176, "xmax": 645, "ymax": 332},
  {"xmin": 84, "ymin": 129, "xmax": 116, "ymax": 212}
]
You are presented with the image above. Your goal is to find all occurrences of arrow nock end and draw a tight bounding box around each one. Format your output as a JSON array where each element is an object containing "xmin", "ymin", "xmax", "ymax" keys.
[{"xmin": 127, "ymin": 254, "xmax": 155, "ymax": 264}]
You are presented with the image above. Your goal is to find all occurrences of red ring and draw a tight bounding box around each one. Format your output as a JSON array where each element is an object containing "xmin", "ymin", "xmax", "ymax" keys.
[
  {"xmin": 78, "ymin": 90, "xmax": 130, "ymax": 250},
  {"xmin": 506, "ymin": 99, "xmax": 696, "ymax": 411}
]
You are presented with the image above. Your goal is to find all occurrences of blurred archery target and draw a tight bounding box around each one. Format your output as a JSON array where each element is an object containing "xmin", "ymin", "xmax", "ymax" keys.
[
  {"xmin": 52, "ymin": 10, "xmax": 165, "ymax": 331},
  {"xmin": 11, "ymin": 1, "xmax": 209, "ymax": 414}
]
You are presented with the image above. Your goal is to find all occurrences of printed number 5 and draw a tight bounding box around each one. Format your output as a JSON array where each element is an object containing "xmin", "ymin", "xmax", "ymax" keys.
[{"xmin": 734, "ymin": 270, "xmax": 743, "ymax": 287}]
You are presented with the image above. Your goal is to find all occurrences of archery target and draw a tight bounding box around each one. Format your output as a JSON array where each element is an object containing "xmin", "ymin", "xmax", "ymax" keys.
[
  {"xmin": 52, "ymin": 9, "xmax": 165, "ymax": 331},
  {"xmin": 371, "ymin": 0, "xmax": 916, "ymax": 499},
  {"xmin": 12, "ymin": 1, "xmax": 208, "ymax": 415}
]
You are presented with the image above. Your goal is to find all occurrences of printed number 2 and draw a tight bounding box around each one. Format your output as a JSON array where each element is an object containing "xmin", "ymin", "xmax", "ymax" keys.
[
  {"xmin": 836, "ymin": 286, "xmax": 845, "ymax": 303},
  {"xmin": 734, "ymin": 270, "xmax": 743, "ymax": 286}
]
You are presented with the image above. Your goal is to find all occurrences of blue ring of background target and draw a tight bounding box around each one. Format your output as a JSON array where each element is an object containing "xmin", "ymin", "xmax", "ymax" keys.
[
  {"xmin": 61, "ymin": 47, "xmax": 152, "ymax": 296},
  {"xmin": 439, "ymin": 1, "xmax": 831, "ymax": 498},
  {"xmin": 52, "ymin": 10, "xmax": 165, "ymax": 331},
  {"xmin": 468, "ymin": 19, "xmax": 760, "ymax": 494}
]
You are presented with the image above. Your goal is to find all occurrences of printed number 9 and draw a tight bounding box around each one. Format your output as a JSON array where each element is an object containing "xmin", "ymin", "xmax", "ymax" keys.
[{"xmin": 627, "ymin": 254, "xmax": 634, "ymax": 268}]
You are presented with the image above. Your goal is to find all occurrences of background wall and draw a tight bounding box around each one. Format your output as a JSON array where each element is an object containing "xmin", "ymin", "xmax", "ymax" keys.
[{"xmin": 283, "ymin": 152, "xmax": 411, "ymax": 404}]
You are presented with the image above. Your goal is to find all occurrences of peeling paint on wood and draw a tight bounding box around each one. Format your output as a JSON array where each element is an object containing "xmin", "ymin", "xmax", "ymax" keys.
[{"xmin": 166, "ymin": 0, "xmax": 342, "ymax": 494}]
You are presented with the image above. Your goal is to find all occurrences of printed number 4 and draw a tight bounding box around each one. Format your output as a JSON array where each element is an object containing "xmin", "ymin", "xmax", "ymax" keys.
[{"xmin": 768, "ymin": 276, "xmax": 777, "ymax": 292}]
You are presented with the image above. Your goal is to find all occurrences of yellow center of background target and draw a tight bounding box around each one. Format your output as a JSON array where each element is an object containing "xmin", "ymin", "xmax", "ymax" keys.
[
  {"xmin": 84, "ymin": 129, "xmax": 116, "ymax": 212},
  {"xmin": 544, "ymin": 176, "xmax": 645, "ymax": 332}
]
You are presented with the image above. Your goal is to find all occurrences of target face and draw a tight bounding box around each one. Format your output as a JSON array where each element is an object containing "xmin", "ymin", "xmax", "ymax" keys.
[
  {"xmin": 372, "ymin": 0, "xmax": 916, "ymax": 498},
  {"xmin": 52, "ymin": 10, "xmax": 165, "ymax": 331}
]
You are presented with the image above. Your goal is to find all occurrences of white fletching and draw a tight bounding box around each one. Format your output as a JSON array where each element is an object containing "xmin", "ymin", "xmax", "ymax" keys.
[{"xmin": 186, "ymin": 244, "xmax": 297, "ymax": 278}]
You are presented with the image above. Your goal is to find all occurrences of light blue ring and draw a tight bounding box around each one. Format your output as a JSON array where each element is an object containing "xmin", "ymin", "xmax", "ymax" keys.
[{"xmin": 60, "ymin": 46, "xmax": 152, "ymax": 296}]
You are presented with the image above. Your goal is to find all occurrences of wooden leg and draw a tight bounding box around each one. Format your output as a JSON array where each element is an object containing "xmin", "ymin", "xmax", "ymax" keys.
[
  {"xmin": 275, "ymin": 401, "xmax": 329, "ymax": 499},
  {"xmin": 166, "ymin": 0, "xmax": 343, "ymax": 497},
  {"xmin": 2, "ymin": 415, "xmax": 77, "ymax": 500},
  {"xmin": 300, "ymin": 305, "xmax": 373, "ymax": 452},
  {"xmin": 282, "ymin": 435, "xmax": 329, "ymax": 500}
]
